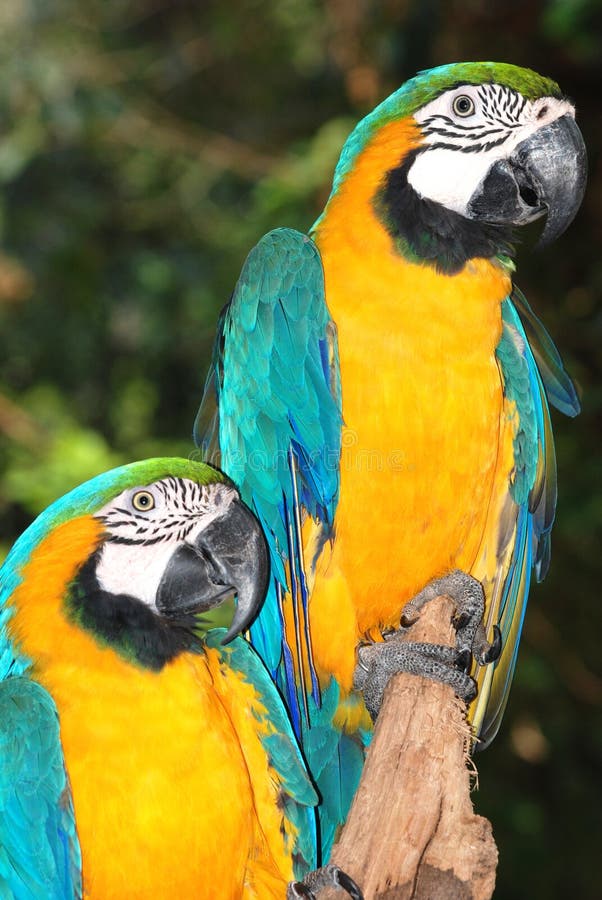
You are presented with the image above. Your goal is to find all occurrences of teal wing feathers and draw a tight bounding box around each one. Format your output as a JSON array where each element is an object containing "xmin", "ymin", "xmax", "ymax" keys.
[
  {"xmin": 195, "ymin": 228, "xmax": 365, "ymax": 861},
  {"xmin": 474, "ymin": 290, "xmax": 578, "ymax": 748},
  {"xmin": 194, "ymin": 227, "xmax": 342, "ymax": 718},
  {"xmin": 0, "ymin": 677, "xmax": 81, "ymax": 899},
  {"xmin": 206, "ymin": 630, "xmax": 318, "ymax": 878},
  {"xmin": 512, "ymin": 286, "xmax": 580, "ymax": 419}
]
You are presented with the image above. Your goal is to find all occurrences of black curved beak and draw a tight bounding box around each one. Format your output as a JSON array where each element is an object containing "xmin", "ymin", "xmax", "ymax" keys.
[
  {"xmin": 467, "ymin": 113, "xmax": 587, "ymax": 246},
  {"xmin": 156, "ymin": 498, "xmax": 270, "ymax": 644}
]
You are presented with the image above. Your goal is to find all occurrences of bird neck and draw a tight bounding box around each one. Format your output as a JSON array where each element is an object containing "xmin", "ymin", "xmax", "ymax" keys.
[
  {"xmin": 313, "ymin": 115, "xmax": 515, "ymax": 278},
  {"xmin": 5, "ymin": 516, "xmax": 106, "ymax": 676},
  {"xmin": 373, "ymin": 147, "xmax": 515, "ymax": 274},
  {"xmin": 65, "ymin": 549, "xmax": 203, "ymax": 671},
  {"xmin": 312, "ymin": 118, "xmax": 512, "ymax": 339}
]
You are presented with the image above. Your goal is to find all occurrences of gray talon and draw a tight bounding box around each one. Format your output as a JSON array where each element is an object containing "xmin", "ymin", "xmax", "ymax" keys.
[
  {"xmin": 457, "ymin": 648, "xmax": 472, "ymax": 673},
  {"xmin": 480, "ymin": 624, "xmax": 502, "ymax": 664},
  {"xmin": 401, "ymin": 569, "xmax": 494, "ymax": 665},
  {"xmin": 452, "ymin": 610, "xmax": 471, "ymax": 629},
  {"xmin": 354, "ymin": 570, "xmax": 502, "ymax": 719},
  {"xmin": 288, "ymin": 864, "xmax": 364, "ymax": 900},
  {"xmin": 335, "ymin": 869, "xmax": 364, "ymax": 900},
  {"xmin": 355, "ymin": 637, "xmax": 477, "ymax": 720},
  {"xmin": 288, "ymin": 883, "xmax": 313, "ymax": 898},
  {"xmin": 400, "ymin": 609, "xmax": 418, "ymax": 627}
]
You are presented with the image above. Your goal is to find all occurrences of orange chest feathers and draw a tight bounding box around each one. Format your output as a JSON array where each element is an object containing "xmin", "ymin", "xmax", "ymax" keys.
[
  {"xmin": 6, "ymin": 517, "xmax": 295, "ymax": 899},
  {"xmin": 307, "ymin": 117, "xmax": 513, "ymax": 680}
]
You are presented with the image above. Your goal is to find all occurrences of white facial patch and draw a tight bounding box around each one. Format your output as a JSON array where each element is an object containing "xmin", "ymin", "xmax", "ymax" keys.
[
  {"xmin": 95, "ymin": 539, "xmax": 179, "ymax": 610},
  {"xmin": 93, "ymin": 478, "xmax": 238, "ymax": 610},
  {"xmin": 407, "ymin": 84, "xmax": 574, "ymax": 215}
]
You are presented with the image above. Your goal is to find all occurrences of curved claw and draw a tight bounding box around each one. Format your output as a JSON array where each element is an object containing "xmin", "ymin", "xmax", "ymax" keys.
[
  {"xmin": 456, "ymin": 648, "xmax": 472, "ymax": 674},
  {"xmin": 288, "ymin": 865, "xmax": 364, "ymax": 900},
  {"xmin": 452, "ymin": 610, "xmax": 470, "ymax": 630},
  {"xmin": 336, "ymin": 870, "xmax": 364, "ymax": 900},
  {"xmin": 288, "ymin": 883, "xmax": 313, "ymax": 899},
  {"xmin": 480, "ymin": 625, "xmax": 502, "ymax": 664},
  {"xmin": 464, "ymin": 676, "xmax": 478, "ymax": 704},
  {"xmin": 400, "ymin": 609, "xmax": 418, "ymax": 627}
]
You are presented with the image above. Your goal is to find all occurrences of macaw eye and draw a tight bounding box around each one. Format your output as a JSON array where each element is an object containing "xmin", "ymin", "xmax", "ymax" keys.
[
  {"xmin": 131, "ymin": 490, "xmax": 155, "ymax": 512},
  {"xmin": 452, "ymin": 94, "xmax": 475, "ymax": 117}
]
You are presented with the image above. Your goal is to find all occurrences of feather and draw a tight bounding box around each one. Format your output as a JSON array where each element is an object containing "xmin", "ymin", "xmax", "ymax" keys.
[
  {"xmin": 195, "ymin": 228, "xmax": 353, "ymax": 859},
  {"xmin": 474, "ymin": 295, "xmax": 568, "ymax": 748},
  {"xmin": 0, "ymin": 678, "xmax": 81, "ymax": 898},
  {"xmin": 195, "ymin": 228, "xmax": 342, "ymax": 730},
  {"xmin": 207, "ymin": 630, "xmax": 318, "ymax": 878},
  {"xmin": 512, "ymin": 286, "xmax": 581, "ymax": 417}
]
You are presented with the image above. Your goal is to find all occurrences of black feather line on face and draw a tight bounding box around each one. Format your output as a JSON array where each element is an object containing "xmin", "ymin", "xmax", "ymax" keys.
[
  {"xmin": 373, "ymin": 148, "xmax": 514, "ymax": 274},
  {"xmin": 64, "ymin": 551, "xmax": 202, "ymax": 670}
]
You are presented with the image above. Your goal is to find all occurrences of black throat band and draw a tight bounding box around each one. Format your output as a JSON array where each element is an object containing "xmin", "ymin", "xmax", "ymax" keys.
[{"xmin": 374, "ymin": 148, "xmax": 514, "ymax": 274}]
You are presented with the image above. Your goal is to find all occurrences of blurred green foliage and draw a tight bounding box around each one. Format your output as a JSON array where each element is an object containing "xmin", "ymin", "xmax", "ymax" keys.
[{"xmin": 0, "ymin": 1, "xmax": 599, "ymax": 896}]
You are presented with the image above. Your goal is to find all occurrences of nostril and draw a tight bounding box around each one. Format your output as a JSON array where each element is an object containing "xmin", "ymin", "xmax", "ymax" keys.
[
  {"xmin": 537, "ymin": 105, "xmax": 549, "ymax": 120},
  {"xmin": 515, "ymin": 166, "xmax": 540, "ymax": 209},
  {"xmin": 519, "ymin": 184, "xmax": 539, "ymax": 208}
]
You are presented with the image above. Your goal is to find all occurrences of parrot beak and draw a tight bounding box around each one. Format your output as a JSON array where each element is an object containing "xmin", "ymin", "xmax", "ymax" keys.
[
  {"xmin": 467, "ymin": 113, "xmax": 587, "ymax": 245},
  {"xmin": 156, "ymin": 498, "xmax": 270, "ymax": 644}
]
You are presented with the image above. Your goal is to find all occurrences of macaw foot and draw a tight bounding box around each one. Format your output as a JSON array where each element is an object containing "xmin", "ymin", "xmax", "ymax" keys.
[
  {"xmin": 354, "ymin": 570, "xmax": 502, "ymax": 721},
  {"xmin": 355, "ymin": 636, "xmax": 477, "ymax": 721},
  {"xmin": 287, "ymin": 864, "xmax": 364, "ymax": 900},
  {"xmin": 401, "ymin": 570, "xmax": 501, "ymax": 666}
]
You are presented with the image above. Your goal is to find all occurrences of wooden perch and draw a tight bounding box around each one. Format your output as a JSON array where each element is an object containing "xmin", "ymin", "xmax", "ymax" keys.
[{"xmin": 321, "ymin": 595, "xmax": 498, "ymax": 900}]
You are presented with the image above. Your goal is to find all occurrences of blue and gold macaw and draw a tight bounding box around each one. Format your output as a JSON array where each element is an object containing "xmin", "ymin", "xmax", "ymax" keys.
[
  {"xmin": 0, "ymin": 457, "xmax": 331, "ymax": 899},
  {"xmin": 196, "ymin": 62, "xmax": 585, "ymax": 859}
]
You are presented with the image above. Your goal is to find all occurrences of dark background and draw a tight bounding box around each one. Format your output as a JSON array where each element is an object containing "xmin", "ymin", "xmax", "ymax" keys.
[{"xmin": 0, "ymin": 2, "xmax": 599, "ymax": 896}]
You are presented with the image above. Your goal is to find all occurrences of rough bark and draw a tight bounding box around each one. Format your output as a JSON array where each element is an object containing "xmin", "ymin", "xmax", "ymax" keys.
[{"xmin": 322, "ymin": 595, "xmax": 498, "ymax": 900}]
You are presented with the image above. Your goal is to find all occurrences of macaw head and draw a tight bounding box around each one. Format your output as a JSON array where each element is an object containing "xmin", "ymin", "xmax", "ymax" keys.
[
  {"xmin": 324, "ymin": 62, "xmax": 587, "ymax": 271},
  {"xmin": 1, "ymin": 458, "xmax": 269, "ymax": 672}
]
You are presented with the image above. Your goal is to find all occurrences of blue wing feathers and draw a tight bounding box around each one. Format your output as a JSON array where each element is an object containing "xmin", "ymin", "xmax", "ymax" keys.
[
  {"xmin": 0, "ymin": 678, "xmax": 81, "ymax": 899},
  {"xmin": 484, "ymin": 507, "xmax": 532, "ymax": 743},
  {"xmin": 302, "ymin": 682, "xmax": 365, "ymax": 857},
  {"xmin": 195, "ymin": 228, "xmax": 353, "ymax": 860},
  {"xmin": 481, "ymin": 293, "xmax": 577, "ymax": 747},
  {"xmin": 499, "ymin": 298, "xmax": 565, "ymax": 574},
  {"xmin": 512, "ymin": 286, "xmax": 581, "ymax": 417},
  {"xmin": 195, "ymin": 227, "xmax": 342, "ymax": 687}
]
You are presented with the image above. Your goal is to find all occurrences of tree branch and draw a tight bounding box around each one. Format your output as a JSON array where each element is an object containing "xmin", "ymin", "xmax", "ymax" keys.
[{"xmin": 322, "ymin": 595, "xmax": 498, "ymax": 900}]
